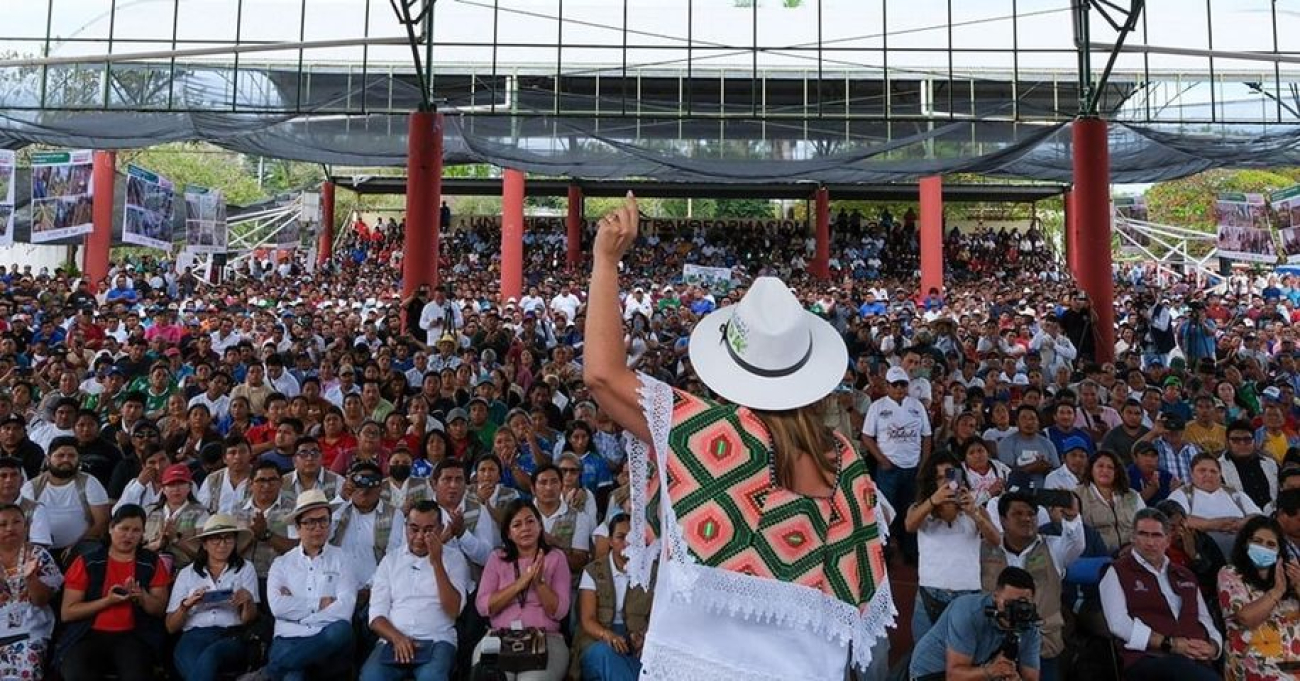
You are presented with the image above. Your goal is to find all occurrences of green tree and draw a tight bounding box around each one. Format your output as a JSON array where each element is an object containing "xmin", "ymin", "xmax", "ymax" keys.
[
  {"xmin": 1146, "ymin": 168, "xmax": 1300, "ymax": 232},
  {"xmin": 120, "ymin": 143, "xmax": 266, "ymax": 205}
]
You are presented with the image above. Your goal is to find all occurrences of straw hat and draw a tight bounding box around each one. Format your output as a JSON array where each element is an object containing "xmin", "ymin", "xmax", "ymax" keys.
[
  {"xmin": 292, "ymin": 489, "xmax": 332, "ymax": 520},
  {"xmin": 687, "ymin": 277, "xmax": 847, "ymax": 411},
  {"xmin": 186, "ymin": 514, "xmax": 253, "ymax": 553}
]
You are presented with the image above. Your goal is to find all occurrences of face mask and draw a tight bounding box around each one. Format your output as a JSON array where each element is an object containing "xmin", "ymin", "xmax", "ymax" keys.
[
  {"xmin": 389, "ymin": 464, "xmax": 412, "ymax": 483},
  {"xmin": 1247, "ymin": 543, "xmax": 1279, "ymax": 569}
]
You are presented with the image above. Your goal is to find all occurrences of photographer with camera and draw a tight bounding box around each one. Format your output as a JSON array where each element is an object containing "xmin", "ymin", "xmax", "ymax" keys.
[
  {"xmin": 981, "ymin": 488, "xmax": 1083, "ymax": 681},
  {"xmin": 909, "ymin": 566, "xmax": 1042, "ymax": 681},
  {"xmin": 1100, "ymin": 508, "xmax": 1223, "ymax": 681},
  {"xmin": 1176, "ymin": 300, "xmax": 1217, "ymax": 368}
]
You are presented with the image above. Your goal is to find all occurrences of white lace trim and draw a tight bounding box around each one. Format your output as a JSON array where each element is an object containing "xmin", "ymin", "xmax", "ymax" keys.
[
  {"xmin": 624, "ymin": 373, "xmax": 897, "ymax": 671},
  {"xmin": 639, "ymin": 640, "xmax": 789, "ymax": 681}
]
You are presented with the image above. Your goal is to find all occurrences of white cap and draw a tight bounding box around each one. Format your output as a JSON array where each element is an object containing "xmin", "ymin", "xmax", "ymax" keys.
[{"xmin": 885, "ymin": 366, "xmax": 909, "ymax": 383}]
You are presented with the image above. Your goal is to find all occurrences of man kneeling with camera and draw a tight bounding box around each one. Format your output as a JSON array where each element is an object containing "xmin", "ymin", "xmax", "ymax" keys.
[{"xmin": 909, "ymin": 566, "xmax": 1042, "ymax": 681}]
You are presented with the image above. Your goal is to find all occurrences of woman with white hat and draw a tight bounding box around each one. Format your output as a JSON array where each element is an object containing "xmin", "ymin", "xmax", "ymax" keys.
[
  {"xmin": 166, "ymin": 514, "xmax": 259, "ymax": 681},
  {"xmin": 584, "ymin": 194, "xmax": 895, "ymax": 681}
]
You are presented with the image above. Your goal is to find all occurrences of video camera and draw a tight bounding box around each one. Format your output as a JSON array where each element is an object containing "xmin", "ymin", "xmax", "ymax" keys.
[{"xmin": 984, "ymin": 598, "xmax": 1040, "ymax": 663}]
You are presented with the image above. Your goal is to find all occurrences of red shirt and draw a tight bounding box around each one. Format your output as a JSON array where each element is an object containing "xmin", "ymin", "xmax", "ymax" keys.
[
  {"xmin": 65, "ymin": 553, "xmax": 170, "ymax": 632},
  {"xmin": 320, "ymin": 433, "xmax": 358, "ymax": 469},
  {"xmin": 246, "ymin": 421, "xmax": 278, "ymax": 447}
]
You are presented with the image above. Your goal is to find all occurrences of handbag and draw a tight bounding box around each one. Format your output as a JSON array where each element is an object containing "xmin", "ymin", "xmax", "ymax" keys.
[{"xmin": 492, "ymin": 560, "xmax": 549, "ymax": 672}]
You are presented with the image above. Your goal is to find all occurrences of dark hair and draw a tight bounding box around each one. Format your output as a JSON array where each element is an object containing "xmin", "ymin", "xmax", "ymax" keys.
[
  {"xmin": 996, "ymin": 566, "xmax": 1036, "ymax": 593},
  {"xmin": 410, "ymin": 499, "xmax": 441, "ymax": 517},
  {"xmin": 47, "ymin": 436, "xmax": 79, "ymax": 455},
  {"xmin": 193, "ymin": 534, "xmax": 248, "ymax": 579},
  {"xmin": 498, "ymin": 499, "xmax": 551, "ymax": 562},
  {"xmin": 0, "ymin": 457, "xmax": 23, "ymax": 472},
  {"xmin": 1226, "ymin": 419, "xmax": 1255, "ymax": 437},
  {"xmin": 423, "ymin": 429, "xmax": 452, "ymax": 460},
  {"xmin": 608, "ymin": 513, "xmax": 631, "ymax": 534},
  {"xmin": 1229, "ymin": 515, "xmax": 1294, "ymax": 597},
  {"xmin": 432, "ymin": 458, "xmax": 466, "ymax": 483},
  {"xmin": 111, "ymin": 503, "xmax": 148, "ymax": 528},
  {"xmin": 252, "ymin": 459, "xmax": 282, "ymax": 478},
  {"xmin": 263, "ymin": 392, "xmax": 288, "ymax": 407},
  {"xmin": 531, "ymin": 463, "xmax": 561, "ymax": 486},
  {"xmin": 121, "ymin": 391, "xmax": 147, "ymax": 407},
  {"xmin": 279, "ymin": 418, "xmax": 304, "ymax": 435},
  {"xmin": 1083, "ymin": 450, "xmax": 1132, "ymax": 495},
  {"xmin": 1189, "ymin": 451, "xmax": 1221, "ymax": 474},
  {"xmin": 223, "ymin": 435, "xmax": 250, "ymax": 451},
  {"xmin": 915, "ymin": 452, "xmax": 961, "ymax": 505},
  {"xmin": 0, "ymin": 503, "xmax": 25, "ymax": 522},
  {"xmin": 1014, "ymin": 404, "xmax": 1039, "ymax": 420},
  {"xmin": 997, "ymin": 490, "xmax": 1037, "ymax": 519},
  {"xmin": 474, "ymin": 453, "xmax": 504, "ymax": 474},
  {"xmin": 1277, "ymin": 488, "xmax": 1300, "ymax": 516}
]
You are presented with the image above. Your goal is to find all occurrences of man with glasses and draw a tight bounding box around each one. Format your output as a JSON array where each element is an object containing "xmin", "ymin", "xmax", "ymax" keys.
[
  {"xmin": 246, "ymin": 489, "xmax": 357, "ymax": 681},
  {"xmin": 238, "ymin": 460, "xmax": 298, "ymax": 607},
  {"xmin": 282, "ymin": 436, "xmax": 344, "ymax": 503},
  {"xmin": 361, "ymin": 500, "xmax": 469, "ymax": 681},
  {"xmin": 862, "ymin": 366, "xmax": 932, "ymax": 560},
  {"xmin": 330, "ymin": 461, "xmax": 405, "ymax": 588},
  {"xmin": 1100, "ymin": 508, "xmax": 1222, "ymax": 681},
  {"xmin": 106, "ymin": 420, "xmax": 162, "ymax": 499}
]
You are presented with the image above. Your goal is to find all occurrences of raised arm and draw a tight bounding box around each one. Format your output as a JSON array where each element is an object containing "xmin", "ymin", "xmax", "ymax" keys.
[{"xmin": 583, "ymin": 193, "xmax": 651, "ymax": 445}]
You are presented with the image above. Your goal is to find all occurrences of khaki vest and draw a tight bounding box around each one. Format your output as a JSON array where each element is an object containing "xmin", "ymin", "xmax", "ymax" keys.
[
  {"xmin": 30, "ymin": 472, "xmax": 93, "ymax": 528},
  {"xmin": 1076, "ymin": 485, "xmax": 1140, "ymax": 552},
  {"xmin": 570, "ymin": 559, "xmax": 657, "ymax": 679},
  {"xmin": 330, "ymin": 502, "xmax": 397, "ymax": 562},
  {"xmin": 205, "ymin": 469, "xmax": 251, "ymax": 514},
  {"xmin": 980, "ymin": 539, "xmax": 1064, "ymax": 658}
]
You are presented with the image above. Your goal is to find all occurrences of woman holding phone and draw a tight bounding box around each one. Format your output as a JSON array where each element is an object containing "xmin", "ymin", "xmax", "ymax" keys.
[
  {"xmin": 166, "ymin": 514, "xmax": 259, "ymax": 681},
  {"xmin": 57, "ymin": 504, "xmax": 171, "ymax": 681}
]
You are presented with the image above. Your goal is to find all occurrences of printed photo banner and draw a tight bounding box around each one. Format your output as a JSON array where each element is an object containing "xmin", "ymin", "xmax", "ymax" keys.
[
  {"xmin": 683, "ymin": 263, "xmax": 735, "ymax": 293},
  {"xmin": 183, "ymin": 185, "xmax": 228, "ymax": 254},
  {"xmin": 1217, "ymin": 193, "xmax": 1277, "ymax": 263},
  {"xmin": 29, "ymin": 150, "xmax": 94, "ymax": 243},
  {"xmin": 1272, "ymin": 185, "xmax": 1300, "ymax": 230},
  {"xmin": 0, "ymin": 150, "xmax": 14, "ymax": 248},
  {"xmin": 123, "ymin": 164, "xmax": 175, "ymax": 251},
  {"xmin": 1112, "ymin": 196, "xmax": 1149, "ymax": 253}
]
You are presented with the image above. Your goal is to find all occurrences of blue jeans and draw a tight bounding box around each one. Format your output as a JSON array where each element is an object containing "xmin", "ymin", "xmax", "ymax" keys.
[
  {"xmin": 580, "ymin": 624, "xmax": 641, "ymax": 681},
  {"xmin": 268, "ymin": 620, "xmax": 354, "ymax": 681},
  {"xmin": 911, "ymin": 588, "xmax": 978, "ymax": 645},
  {"xmin": 359, "ymin": 640, "xmax": 456, "ymax": 681},
  {"xmin": 874, "ymin": 464, "xmax": 918, "ymax": 556},
  {"xmin": 174, "ymin": 626, "xmax": 247, "ymax": 681}
]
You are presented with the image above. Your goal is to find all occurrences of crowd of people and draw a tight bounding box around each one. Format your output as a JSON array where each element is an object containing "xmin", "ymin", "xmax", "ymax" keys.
[{"xmin": 0, "ymin": 196, "xmax": 1293, "ymax": 681}]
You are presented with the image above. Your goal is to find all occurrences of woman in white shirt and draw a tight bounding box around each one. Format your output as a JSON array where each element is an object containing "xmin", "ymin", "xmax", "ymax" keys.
[
  {"xmin": 958, "ymin": 439, "xmax": 1011, "ymax": 506},
  {"xmin": 0, "ymin": 503, "xmax": 62, "ymax": 680},
  {"xmin": 903, "ymin": 454, "xmax": 1000, "ymax": 644},
  {"xmin": 165, "ymin": 514, "xmax": 259, "ymax": 681},
  {"xmin": 1167, "ymin": 452, "xmax": 1263, "ymax": 558},
  {"xmin": 981, "ymin": 401, "xmax": 1017, "ymax": 444}
]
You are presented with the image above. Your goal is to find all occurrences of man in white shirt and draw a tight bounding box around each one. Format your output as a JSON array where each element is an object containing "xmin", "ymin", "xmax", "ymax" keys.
[
  {"xmin": 265, "ymin": 355, "xmax": 301, "ymax": 399},
  {"xmin": 30, "ymin": 398, "xmax": 78, "ymax": 455},
  {"xmin": 362, "ymin": 499, "xmax": 470, "ymax": 681},
  {"xmin": 550, "ymin": 283, "xmax": 582, "ymax": 321},
  {"xmin": 531, "ymin": 464, "xmax": 594, "ymax": 575},
  {"xmin": 622, "ymin": 287, "xmax": 652, "ymax": 321},
  {"xmin": 210, "ymin": 318, "xmax": 243, "ymax": 354},
  {"xmin": 1029, "ymin": 317, "xmax": 1078, "ymax": 377},
  {"xmin": 188, "ymin": 371, "xmax": 233, "ymax": 422},
  {"xmin": 20, "ymin": 436, "xmax": 110, "ymax": 558},
  {"xmin": 1100, "ymin": 508, "xmax": 1222, "ymax": 681},
  {"xmin": 418, "ymin": 288, "xmax": 463, "ymax": 347},
  {"xmin": 252, "ymin": 489, "xmax": 358, "ymax": 680},
  {"xmin": 1044, "ymin": 442, "xmax": 1090, "ymax": 491},
  {"xmin": 198, "ymin": 438, "xmax": 254, "ymax": 515},
  {"xmin": 861, "ymin": 367, "xmax": 932, "ymax": 555},
  {"xmin": 519, "ymin": 285, "xmax": 547, "ymax": 315},
  {"xmin": 431, "ymin": 459, "xmax": 499, "ymax": 569},
  {"xmin": 329, "ymin": 463, "xmax": 406, "ymax": 587}
]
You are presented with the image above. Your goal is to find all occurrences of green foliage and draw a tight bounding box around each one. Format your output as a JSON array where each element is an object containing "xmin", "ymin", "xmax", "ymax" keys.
[
  {"xmin": 119, "ymin": 143, "xmax": 266, "ymax": 206},
  {"xmin": 1145, "ymin": 168, "xmax": 1300, "ymax": 232}
]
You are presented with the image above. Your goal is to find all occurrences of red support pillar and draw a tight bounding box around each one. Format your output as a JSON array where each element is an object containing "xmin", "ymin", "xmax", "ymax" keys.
[
  {"xmin": 919, "ymin": 176, "xmax": 944, "ymax": 300},
  {"xmin": 566, "ymin": 184, "xmax": 583, "ymax": 268},
  {"xmin": 1073, "ymin": 118, "xmax": 1115, "ymax": 363},
  {"xmin": 402, "ymin": 112, "xmax": 444, "ymax": 297},
  {"xmin": 813, "ymin": 187, "xmax": 830, "ymax": 279},
  {"xmin": 316, "ymin": 181, "xmax": 336, "ymax": 267},
  {"xmin": 502, "ymin": 169, "xmax": 525, "ymax": 302},
  {"xmin": 85, "ymin": 151, "xmax": 115, "ymax": 290},
  {"xmin": 1063, "ymin": 189, "xmax": 1076, "ymax": 278}
]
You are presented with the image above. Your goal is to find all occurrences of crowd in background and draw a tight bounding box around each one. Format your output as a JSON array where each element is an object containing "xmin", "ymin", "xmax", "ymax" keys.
[{"xmin": 0, "ymin": 202, "xmax": 1293, "ymax": 681}]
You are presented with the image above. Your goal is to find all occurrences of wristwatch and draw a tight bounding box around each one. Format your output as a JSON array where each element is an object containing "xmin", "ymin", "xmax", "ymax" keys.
[
  {"xmin": 1160, "ymin": 636, "xmax": 1173, "ymax": 653},
  {"xmin": 259, "ymin": 530, "xmax": 272, "ymax": 541}
]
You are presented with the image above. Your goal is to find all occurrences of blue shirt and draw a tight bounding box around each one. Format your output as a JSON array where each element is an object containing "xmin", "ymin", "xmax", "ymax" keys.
[
  {"xmin": 1127, "ymin": 464, "xmax": 1174, "ymax": 504},
  {"xmin": 576, "ymin": 450, "xmax": 615, "ymax": 492},
  {"xmin": 910, "ymin": 593, "xmax": 1041, "ymax": 677}
]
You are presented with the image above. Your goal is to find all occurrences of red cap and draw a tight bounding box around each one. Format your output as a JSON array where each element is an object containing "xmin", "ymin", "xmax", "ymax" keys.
[{"xmin": 161, "ymin": 463, "xmax": 192, "ymax": 485}]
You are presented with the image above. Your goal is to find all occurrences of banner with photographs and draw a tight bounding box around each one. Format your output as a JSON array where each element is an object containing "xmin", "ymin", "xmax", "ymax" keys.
[
  {"xmin": 683, "ymin": 263, "xmax": 735, "ymax": 293},
  {"xmin": 1270, "ymin": 186, "xmax": 1300, "ymax": 263},
  {"xmin": 1112, "ymin": 196, "xmax": 1149, "ymax": 253},
  {"xmin": 123, "ymin": 165, "xmax": 175, "ymax": 250},
  {"xmin": 0, "ymin": 150, "xmax": 14, "ymax": 248},
  {"xmin": 29, "ymin": 150, "xmax": 94, "ymax": 243},
  {"xmin": 183, "ymin": 186, "xmax": 228, "ymax": 254},
  {"xmin": 1216, "ymin": 192, "xmax": 1277, "ymax": 263}
]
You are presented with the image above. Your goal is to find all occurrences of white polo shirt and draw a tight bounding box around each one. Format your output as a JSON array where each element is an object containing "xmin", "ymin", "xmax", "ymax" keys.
[
  {"xmin": 369, "ymin": 546, "xmax": 471, "ymax": 644},
  {"xmin": 861, "ymin": 395, "xmax": 932, "ymax": 468},
  {"xmin": 267, "ymin": 544, "xmax": 358, "ymax": 638},
  {"xmin": 167, "ymin": 561, "xmax": 261, "ymax": 632}
]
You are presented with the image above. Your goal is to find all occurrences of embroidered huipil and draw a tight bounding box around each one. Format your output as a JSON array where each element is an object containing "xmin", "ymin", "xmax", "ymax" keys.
[{"xmin": 626, "ymin": 375, "xmax": 895, "ymax": 681}]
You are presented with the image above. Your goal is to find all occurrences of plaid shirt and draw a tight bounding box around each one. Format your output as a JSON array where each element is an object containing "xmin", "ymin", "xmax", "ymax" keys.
[{"xmin": 1154, "ymin": 438, "xmax": 1199, "ymax": 483}]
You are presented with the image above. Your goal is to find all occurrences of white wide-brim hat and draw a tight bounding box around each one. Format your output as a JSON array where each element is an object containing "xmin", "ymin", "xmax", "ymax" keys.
[{"xmin": 688, "ymin": 276, "xmax": 848, "ymax": 411}]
